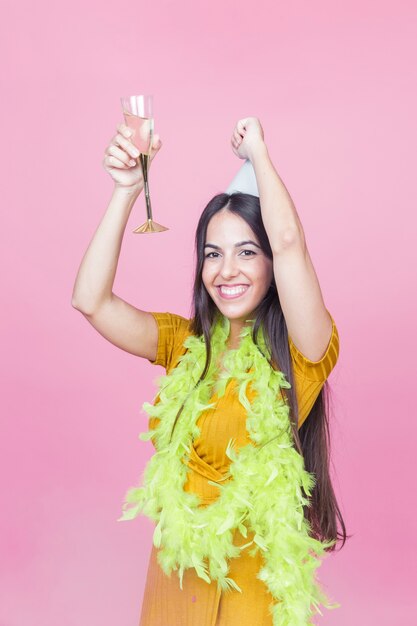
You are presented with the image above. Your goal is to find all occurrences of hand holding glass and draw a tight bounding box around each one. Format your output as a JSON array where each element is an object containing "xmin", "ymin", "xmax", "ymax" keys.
[{"xmin": 120, "ymin": 95, "xmax": 168, "ymax": 233}]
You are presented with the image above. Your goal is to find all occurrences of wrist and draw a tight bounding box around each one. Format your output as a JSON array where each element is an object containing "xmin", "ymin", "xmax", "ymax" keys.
[
  {"xmin": 247, "ymin": 141, "xmax": 268, "ymax": 164},
  {"xmin": 113, "ymin": 183, "xmax": 143, "ymax": 198}
]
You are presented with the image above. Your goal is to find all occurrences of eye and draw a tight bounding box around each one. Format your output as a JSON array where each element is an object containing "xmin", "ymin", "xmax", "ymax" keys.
[{"xmin": 204, "ymin": 249, "xmax": 256, "ymax": 259}]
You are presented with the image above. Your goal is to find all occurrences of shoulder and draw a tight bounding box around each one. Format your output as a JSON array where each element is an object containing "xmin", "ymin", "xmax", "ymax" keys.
[
  {"xmin": 147, "ymin": 311, "xmax": 194, "ymax": 370},
  {"xmin": 149, "ymin": 311, "xmax": 192, "ymax": 336},
  {"xmin": 288, "ymin": 310, "xmax": 339, "ymax": 382}
]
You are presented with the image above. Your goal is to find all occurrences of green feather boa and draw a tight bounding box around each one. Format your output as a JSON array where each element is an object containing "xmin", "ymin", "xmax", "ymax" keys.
[{"xmin": 118, "ymin": 314, "xmax": 340, "ymax": 625}]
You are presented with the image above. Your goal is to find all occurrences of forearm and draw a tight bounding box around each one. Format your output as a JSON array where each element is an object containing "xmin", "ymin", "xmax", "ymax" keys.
[
  {"xmin": 71, "ymin": 184, "xmax": 142, "ymax": 313},
  {"xmin": 249, "ymin": 143, "xmax": 305, "ymax": 252}
]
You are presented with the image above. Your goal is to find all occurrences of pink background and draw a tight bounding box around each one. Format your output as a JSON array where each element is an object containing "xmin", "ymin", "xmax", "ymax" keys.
[{"xmin": 1, "ymin": 0, "xmax": 416, "ymax": 624}]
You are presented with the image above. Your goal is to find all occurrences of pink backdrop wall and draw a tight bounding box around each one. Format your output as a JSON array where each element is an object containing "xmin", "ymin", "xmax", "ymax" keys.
[{"xmin": 2, "ymin": 0, "xmax": 416, "ymax": 624}]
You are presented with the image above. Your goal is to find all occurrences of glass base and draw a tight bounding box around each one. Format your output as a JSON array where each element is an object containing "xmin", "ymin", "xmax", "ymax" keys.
[{"xmin": 132, "ymin": 219, "xmax": 169, "ymax": 233}]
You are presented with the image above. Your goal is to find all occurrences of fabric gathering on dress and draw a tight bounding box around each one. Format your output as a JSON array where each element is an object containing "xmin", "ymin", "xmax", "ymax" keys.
[{"xmin": 138, "ymin": 311, "xmax": 340, "ymax": 626}]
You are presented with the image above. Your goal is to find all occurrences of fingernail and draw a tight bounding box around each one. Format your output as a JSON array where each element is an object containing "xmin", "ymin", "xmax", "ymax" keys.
[{"xmin": 129, "ymin": 159, "xmax": 136, "ymax": 166}]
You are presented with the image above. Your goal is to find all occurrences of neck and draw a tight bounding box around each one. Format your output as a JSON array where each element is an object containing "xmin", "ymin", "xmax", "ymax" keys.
[{"xmin": 225, "ymin": 316, "xmax": 252, "ymax": 350}]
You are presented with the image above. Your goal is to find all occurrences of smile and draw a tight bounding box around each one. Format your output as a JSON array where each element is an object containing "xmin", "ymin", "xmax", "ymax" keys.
[{"xmin": 216, "ymin": 285, "xmax": 249, "ymax": 299}]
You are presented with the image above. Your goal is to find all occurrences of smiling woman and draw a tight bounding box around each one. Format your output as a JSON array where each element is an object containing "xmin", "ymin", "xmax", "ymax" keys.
[
  {"xmin": 120, "ymin": 186, "xmax": 345, "ymax": 626},
  {"xmin": 202, "ymin": 210, "xmax": 274, "ymax": 349},
  {"xmin": 72, "ymin": 116, "xmax": 345, "ymax": 626}
]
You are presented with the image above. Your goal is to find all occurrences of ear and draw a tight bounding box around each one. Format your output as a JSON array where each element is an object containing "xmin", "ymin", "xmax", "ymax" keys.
[{"xmin": 226, "ymin": 160, "xmax": 259, "ymax": 197}]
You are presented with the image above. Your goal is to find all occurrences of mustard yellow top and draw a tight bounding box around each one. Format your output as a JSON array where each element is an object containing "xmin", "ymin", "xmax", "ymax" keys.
[
  {"xmin": 139, "ymin": 311, "xmax": 340, "ymax": 626},
  {"xmin": 148, "ymin": 311, "xmax": 339, "ymax": 422}
]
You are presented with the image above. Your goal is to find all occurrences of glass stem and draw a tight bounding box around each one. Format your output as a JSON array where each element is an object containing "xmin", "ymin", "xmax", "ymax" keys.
[{"xmin": 139, "ymin": 153, "xmax": 153, "ymax": 221}]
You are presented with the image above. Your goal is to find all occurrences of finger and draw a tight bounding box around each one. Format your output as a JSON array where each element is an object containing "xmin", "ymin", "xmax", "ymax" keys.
[
  {"xmin": 235, "ymin": 128, "xmax": 245, "ymax": 142},
  {"xmin": 233, "ymin": 130, "xmax": 242, "ymax": 143},
  {"xmin": 113, "ymin": 133, "xmax": 140, "ymax": 159},
  {"xmin": 117, "ymin": 123, "xmax": 133, "ymax": 138},
  {"xmin": 151, "ymin": 133, "xmax": 162, "ymax": 150},
  {"xmin": 231, "ymin": 143, "xmax": 240, "ymax": 157},
  {"xmin": 107, "ymin": 144, "xmax": 137, "ymax": 166},
  {"xmin": 149, "ymin": 135, "xmax": 162, "ymax": 161},
  {"xmin": 104, "ymin": 154, "xmax": 135, "ymax": 169}
]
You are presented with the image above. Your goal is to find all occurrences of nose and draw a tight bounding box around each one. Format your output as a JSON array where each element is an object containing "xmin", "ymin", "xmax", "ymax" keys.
[{"xmin": 219, "ymin": 253, "xmax": 239, "ymax": 280}]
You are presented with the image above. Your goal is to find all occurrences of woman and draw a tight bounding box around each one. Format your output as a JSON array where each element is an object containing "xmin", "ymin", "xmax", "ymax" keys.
[{"xmin": 72, "ymin": 117, "xmax": 346, "ymax": 626}]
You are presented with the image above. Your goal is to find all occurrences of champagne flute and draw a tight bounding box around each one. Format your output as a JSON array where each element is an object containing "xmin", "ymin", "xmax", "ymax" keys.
[{"xmin": 120, "ymin": 94, "xmax": 169, "ymax": 233}]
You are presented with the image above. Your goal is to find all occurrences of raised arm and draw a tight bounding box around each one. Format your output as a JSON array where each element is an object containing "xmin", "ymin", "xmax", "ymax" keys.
[
  {"xmin": 71, "ymin": 123, "xmax": 162, "ymax": 361},
  {"xmin": 230, "ymin": 117, "xmax": 333, "ymax": 362}
]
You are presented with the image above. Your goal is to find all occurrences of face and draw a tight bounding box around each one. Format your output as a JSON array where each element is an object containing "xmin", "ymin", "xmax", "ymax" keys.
[{"xmin": 202, "ymin": 209, "xmax": 274, "ymax": 325}]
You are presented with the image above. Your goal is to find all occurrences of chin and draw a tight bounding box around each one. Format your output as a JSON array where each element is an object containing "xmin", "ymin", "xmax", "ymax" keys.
[{"xmin": 216, "ymin": 305, "xmax": 257, "ymax": 320}]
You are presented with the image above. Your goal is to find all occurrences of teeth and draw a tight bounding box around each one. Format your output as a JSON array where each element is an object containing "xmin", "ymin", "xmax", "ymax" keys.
[{"xmin": 220, "ymin": 285, "xmax": 248, "ymax": 295}]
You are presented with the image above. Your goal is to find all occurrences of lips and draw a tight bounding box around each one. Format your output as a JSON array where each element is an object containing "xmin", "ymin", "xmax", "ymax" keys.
[
  {"xmin": 215, "ymin": 284, "xmax": 249, "ymax": 287},
  {"xmin": 216, "ymin": 284, "xmax": 250, "ymax": 299}
]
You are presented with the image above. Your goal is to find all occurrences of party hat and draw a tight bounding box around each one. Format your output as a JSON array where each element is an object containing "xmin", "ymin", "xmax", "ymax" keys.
[{"xmin": 226, "ymin": 159, "xmax": 259, "ymax": 197}]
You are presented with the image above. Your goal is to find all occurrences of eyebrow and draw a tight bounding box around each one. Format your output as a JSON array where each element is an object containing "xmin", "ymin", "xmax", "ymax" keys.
[{"xmin": 204, "ymin": 240, "xmax": 261, "ymax": 250}]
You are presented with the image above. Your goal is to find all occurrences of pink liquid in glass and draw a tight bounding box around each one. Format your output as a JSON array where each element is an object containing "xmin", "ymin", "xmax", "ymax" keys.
[{"xmin": 123, "ymin": 111, "xmax": 154, "ymax": 155}]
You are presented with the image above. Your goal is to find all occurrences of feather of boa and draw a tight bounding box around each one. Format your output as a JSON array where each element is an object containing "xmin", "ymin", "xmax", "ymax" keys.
[{"xmin": 118, "ymin": 315, "xmax": 340, "ymax": 625}]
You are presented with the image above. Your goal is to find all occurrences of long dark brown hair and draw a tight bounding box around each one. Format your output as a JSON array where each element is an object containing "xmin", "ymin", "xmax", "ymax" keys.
[{"xmin": 170, "ymin": 192, "xmax": 348, "ymax": 551}]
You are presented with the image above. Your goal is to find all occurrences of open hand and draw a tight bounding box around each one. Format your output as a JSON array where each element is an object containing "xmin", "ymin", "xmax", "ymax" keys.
[{"xmin": 231, "ymin": 117, "xmax": 265, "ymax": 161}]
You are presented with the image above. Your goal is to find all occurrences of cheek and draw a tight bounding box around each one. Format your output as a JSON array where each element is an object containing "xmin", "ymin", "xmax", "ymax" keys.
[
  {"xmin": 253, "ymin": 264, "xmax": 273, "ymax": 292},
  {"xmin": 201, "ymin": 265, "xmax": 212, "ymax": 286},
  {"xmin": 252, "ymin": 260, "xmax": 271, "ymax": 280}
]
